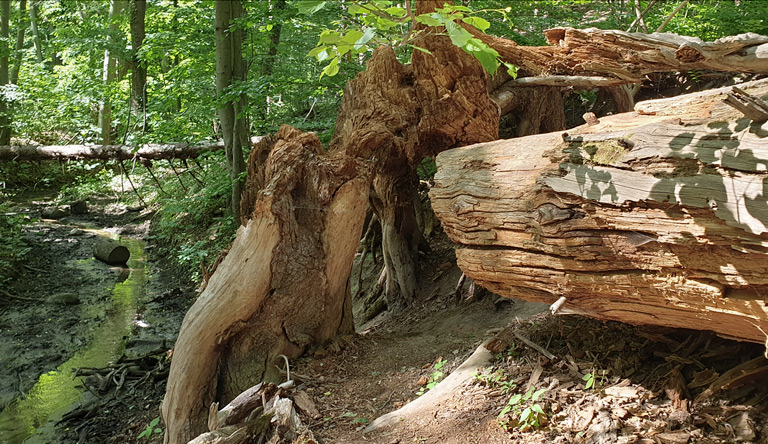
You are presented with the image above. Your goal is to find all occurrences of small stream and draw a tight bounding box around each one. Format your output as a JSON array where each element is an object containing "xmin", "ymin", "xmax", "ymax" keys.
[{"xmin": 0, "ymin": 233, "xmax": 146, "ymax": 444}]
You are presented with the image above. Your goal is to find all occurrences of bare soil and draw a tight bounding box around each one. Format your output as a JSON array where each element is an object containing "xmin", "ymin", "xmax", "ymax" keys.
[{"xmin": 2, "ymin": 193, "xmax": 767, "ymax": 444}]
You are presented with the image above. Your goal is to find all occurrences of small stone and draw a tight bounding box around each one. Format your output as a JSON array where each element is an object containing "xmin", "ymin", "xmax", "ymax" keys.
[
  {"xmin": 68, "ymin": 228, "xmax": 84, "ymax": 236},
  {"xmin": 416, "ymin": 376, "xmax": 429, "ymax": 386},
  {"xmin": 49, "ymin": 293, "xmax": 80, "ymax": 305},
  {"xmin": 70, "ymin": 200, "xmax": 88, "ymax": 214}
]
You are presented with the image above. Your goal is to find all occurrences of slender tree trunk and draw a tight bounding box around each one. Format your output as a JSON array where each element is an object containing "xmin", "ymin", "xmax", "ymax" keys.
[
  {"xmin": 10, "ymin": 0, "xmax": 25, "ymax": 85},
  {"xmin": 261, "ymin": 0, "xmax": 285, "ymax": 77},
  {"xmin": 28, "ymin": 0, "xmax": 41, "ymax": 63},
  {"xmin": 99, "ymin": 0, "xmax": 123, "ymax": 145},
  {"xmin": 0, "ymin": 0, "xmax": 10, "ymax": 145},
  {"xmin": 129, "ymin": 0, "xmax": 146, "ymax": 124},
  {"xmin": 215, "ymin": 0, "xmax": 248, "ymax": 220}
]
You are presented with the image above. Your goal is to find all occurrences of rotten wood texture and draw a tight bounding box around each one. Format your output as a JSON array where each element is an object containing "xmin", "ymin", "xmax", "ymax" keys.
[
  {"xmin": 476, "ymin": 28, "xmax": 768, "ymax": 88},
  {"xmin": 162, "ymin": 126, "xmax": 368, "ymax": 444},
  {"xmin": 430, "ymin": 78, "xmax": 768, "ymax": 345},
  {"xmin": 0, "ymin": 142, "xmax": 224, "ymax": 162}
]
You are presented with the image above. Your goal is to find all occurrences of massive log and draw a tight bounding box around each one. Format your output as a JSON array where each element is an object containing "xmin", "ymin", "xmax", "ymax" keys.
[{"xmin": 431, "ymin": 78, "xmax": 768, "ymax": 345}]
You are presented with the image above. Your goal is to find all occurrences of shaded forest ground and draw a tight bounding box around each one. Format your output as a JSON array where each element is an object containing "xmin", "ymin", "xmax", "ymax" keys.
[{"xmin": 1, "ymin": 190, "xmax": 767, "ymax": 443}]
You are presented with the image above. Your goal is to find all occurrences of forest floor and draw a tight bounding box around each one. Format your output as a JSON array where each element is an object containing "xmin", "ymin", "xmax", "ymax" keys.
[{"xmin": 1, "ymin": 192, "xmax": 767, "ymax": 444}]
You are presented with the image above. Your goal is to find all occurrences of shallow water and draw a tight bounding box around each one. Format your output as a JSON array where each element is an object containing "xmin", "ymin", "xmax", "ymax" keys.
[{"xmin": 0, "ymin": 233, "xmax": 145, "ymax": 444}]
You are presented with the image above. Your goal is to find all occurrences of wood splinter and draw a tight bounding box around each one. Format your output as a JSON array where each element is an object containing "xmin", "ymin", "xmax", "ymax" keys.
[
  {"xmin": 550, "ymin": 296, "xmax": 567, "ymax": 315},
  {"xmin": 723, "ymin": 86, "xmax": 768, "ymax": 123}
]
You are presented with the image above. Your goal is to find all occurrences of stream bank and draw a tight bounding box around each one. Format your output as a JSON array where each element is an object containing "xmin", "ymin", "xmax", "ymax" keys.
[{"xmin": 0, "ymin": 192, "xmax": 196, "ymax": 444}]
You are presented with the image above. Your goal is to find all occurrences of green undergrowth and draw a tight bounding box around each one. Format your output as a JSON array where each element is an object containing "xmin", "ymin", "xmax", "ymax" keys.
[
  {"xmin": 0, "ymin": 203, "xmax": 32, "ymax": 288},
  {"xmin": 148, "ymin": 151, "xmax": 239, "ymax": 284}
]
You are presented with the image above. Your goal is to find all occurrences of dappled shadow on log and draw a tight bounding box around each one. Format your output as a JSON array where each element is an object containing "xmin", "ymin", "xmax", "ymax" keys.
[{"xmin": 431, "ymin": 78, "xmax": 768, "ymax": 346}]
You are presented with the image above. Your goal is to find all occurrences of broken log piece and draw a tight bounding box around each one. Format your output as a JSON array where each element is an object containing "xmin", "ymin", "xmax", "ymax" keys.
[
  {"xmin": 430, "ymin": 78, "xmax": 768, "ymax": 345},
  {"xmin": 723, "ymin": 86, "xmax": 768, "ymax": 123},
  {"xmin": 92, "ymin": 238, "xmax": 130, "ymax": 265},
  {"xmin": 210, "ymin": 382, "xmax": 265, "ymax": 430},
  {"xmin": 0, "ymin": 141, "xmax": 224, "ymax": 162}
]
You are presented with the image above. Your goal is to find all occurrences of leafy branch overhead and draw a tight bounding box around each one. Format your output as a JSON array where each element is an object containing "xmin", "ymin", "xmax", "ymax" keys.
[{"xmin": 303, "ymin": 1, "xmax": 518, "ymax": 78}]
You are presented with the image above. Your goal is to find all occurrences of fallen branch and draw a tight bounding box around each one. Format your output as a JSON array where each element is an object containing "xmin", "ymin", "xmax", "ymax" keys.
[{"xmin": 364, "ymin": 338, "xmax": 494, "ymax": 433}]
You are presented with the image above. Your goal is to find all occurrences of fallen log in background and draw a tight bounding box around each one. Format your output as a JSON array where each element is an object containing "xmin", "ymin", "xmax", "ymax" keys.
[
  {"xmin": 430, "ymin": 78, "xmax": 768, "ymax": 345},
  {"xmin": 0, "ymin": 142, "xmax": 227, "ymax": 162}
]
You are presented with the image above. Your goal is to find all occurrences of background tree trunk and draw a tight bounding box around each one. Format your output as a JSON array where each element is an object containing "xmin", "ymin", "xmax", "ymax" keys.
[
  {"xmin": 430, "ymin": 78, "xmax": 768, "ymax": 345},
  {"xmin": 215, "ymin": 0, "xmax": 248, "ymax": 220},
  {"xmin": 261, "ymin": 0, "xmax": 284, "ymax": 78},
  {"xmin": 27, "ymin": 0, "xmax": 41, "ymax": 63},
  {"xmin": 9, "ymin": 0, "xmax": 25, "ymax": 85},
  {"xmin": 129, "ymin": 0, "xmax": 146, "ymax": 126},
  {"xmin": 98, "ymin": 0, "xmax": 123, "ymax": 145},
  {"xmin": 0, "ymin": 0, "xmax": 10, "ymax": 145}
]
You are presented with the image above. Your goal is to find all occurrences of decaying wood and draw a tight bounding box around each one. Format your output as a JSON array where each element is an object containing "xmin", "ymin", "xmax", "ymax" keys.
[
  {"xmin": 723, "ymin": 86, "xmax": 768, "ymax": 122},
  {"xmin": 162, "ymin": 126, "xmax": 368, "ymax": 444},
  {"xmin": 92, "ymin": 238, "xmax": 130, "ymax": 265},
  {"xmin": 364, "ymin": 339, "xmax": 494, "ymax": 433},
  {"xmin": 430, "ymin": 78, "xmax": 768, "ymax": 345},
  {"xmin": 0, "ymin": 141, "xmax": 224, "ymax": 162},
  {"xmin": 476, "ymin": 28, "xmax": 768, "ymax": 88}
]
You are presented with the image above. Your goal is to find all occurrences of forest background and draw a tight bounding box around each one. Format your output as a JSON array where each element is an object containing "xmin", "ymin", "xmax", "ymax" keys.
[{"xmin": 1, "ymin": 0, "xmax": 767, "ymax": 288}]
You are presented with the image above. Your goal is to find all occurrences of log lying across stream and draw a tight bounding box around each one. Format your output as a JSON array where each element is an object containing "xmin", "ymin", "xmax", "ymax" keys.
[{"xmin": 430, "ymin": 78, "xmax": 768, "ymax": 345}]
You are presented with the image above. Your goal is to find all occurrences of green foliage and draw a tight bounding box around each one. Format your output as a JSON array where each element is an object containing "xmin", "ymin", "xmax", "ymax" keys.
[
  {"xmin": 0, "ymin": 204, "xmax": 32, "ymax": 287},
  {"xmin": 305, "ymin": 1, "xmax": 518, "ymax": 77},
  {"xmin": 150, "ymin": 152, "xmax": 238, "ymax": 283},
  {"xmin": 137, "ymin": 416, "xmax": 163, "ymax": 440},
  {"xmin": 498, "ymin": 386, "xmax": 548, "ymax": 431},
  {"xmin": 416, "ymin": 358, "xmax": 447, "ymax": 396},
  {"xmin": 582, "ymin": 368, "xmax": 607, "ymax": 390}
]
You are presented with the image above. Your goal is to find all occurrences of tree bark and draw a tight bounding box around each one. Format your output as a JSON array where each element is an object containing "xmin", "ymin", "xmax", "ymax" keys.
[
  {"xmin": 99, "ymin": 0, "xmax": 124, "ymax": 145},
  {"xmin": 215, "ymin": 0, "xmax": 249, "ymax": 221},
  {"xmin": 162, "ymin": 126, "xmax": 368, "ymax": 444},
  {"xmin": 475, "ymin": 27, "xmax": 768, "ymax": 88},
  {"xmin": 430, "ymin": 78, "xmax": 768, "ymax": 345},
  {"xmin": 0, "ymin": 141, "xmax": 228, "ymax": 161},
  {"xmin": 10, "ymin": 0, "xmax": 25, "ymax": 85},
  {"xmin": 28, "ymin": 0, "xmax": 41, "ymax": 63},
  {"xmin": 129, "ymin": 0, "xmax": 146, "ymax": 123},
  {"xmin": 0, "ymin": 0, "xmax": 9, "ymax": 145}
]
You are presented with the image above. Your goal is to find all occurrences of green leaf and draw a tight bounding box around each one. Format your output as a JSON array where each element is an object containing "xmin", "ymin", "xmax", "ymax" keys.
[
  {"xmin": 354, "ymin": 28, "xmax": 376, "ymax": 51},
  {"xmin": 409, "ymin": 45, "xmax": 433, "ymax": 55},
  {"xmin": 520, "ymin": 407, "xmax": 532, "ymax": 423},
  {"xmin": 320, "ymin": 57, "xmax": 340, "ymax": 78},
  {"xmin": 469, "ymin": 47, "xmax": 499, "ymax": 75},
  {"xmin": 445, "ymin": 21, "xmax": 473, "ymax": 47},
  {"xmin": 503, "ymin": 62, "xmax": 519, "ymax": 79},
  {"xmin": 415, "ymin": 13, "xmax": 442, "ymax": 27},
  {"xmin": 386, "ymin": 6, "xmax": 407, "ymax": 18},
  {"xmin": 307, "ymin": 46, "xmax": 328, "ymax": 58},
  {"xmin": 532, "ymin": 388, "xmax": 548, "ymax": 401},
  {"xmin": 297, "ymin": 0, "xmax": 327, "ymax": 15},
  {"xmin": 348, "ymin": 3, "xmax": 367, "ymax": 15},
  {"xmin": 319, "ymin": 30, "xmax": 342, "ymax": 44},
  {"xmin": 462, "ymin": 16, "xmax": 490, "ymax": 31},
  {"xmin": 531, "ymin": 404, "xmax": 545, "ymax": 414}
]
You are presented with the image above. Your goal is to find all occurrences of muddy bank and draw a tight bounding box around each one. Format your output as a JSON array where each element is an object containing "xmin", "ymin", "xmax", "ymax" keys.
[{"xmin": 0, "ymin": 193, "xmax": 195, "ymax": 443}]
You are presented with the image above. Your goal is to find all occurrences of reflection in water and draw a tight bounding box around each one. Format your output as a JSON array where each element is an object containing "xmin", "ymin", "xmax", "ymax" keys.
[{"xmin": 0, "ymin": 235, "xmax": 145, "ymax": 444}]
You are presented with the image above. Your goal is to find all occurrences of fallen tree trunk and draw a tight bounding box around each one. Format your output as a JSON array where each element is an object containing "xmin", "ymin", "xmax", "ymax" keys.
[
  {"xmin": 0, "ymin": 140, "xmax": 247, "ymax": 162},
  {"xmin": 93, "ymin": 238, "xmax": 130, "ymax": 265},
  {"xmin": 430, "ymin": 78, "xmax": 768, "ymax": 345},
  {"xmin": 479, "ymin": 28, "xmax": 768, "ymax": 88}
]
